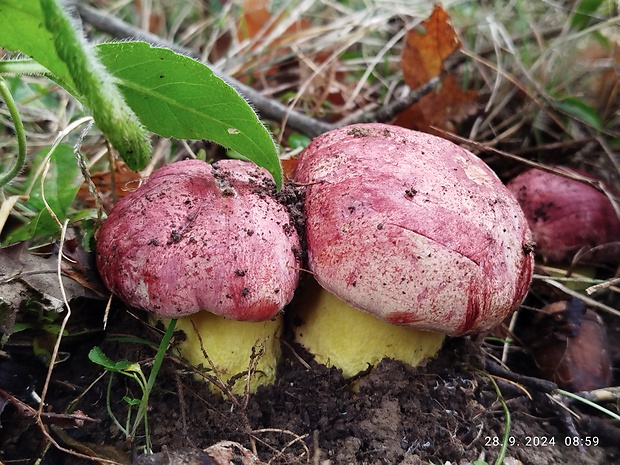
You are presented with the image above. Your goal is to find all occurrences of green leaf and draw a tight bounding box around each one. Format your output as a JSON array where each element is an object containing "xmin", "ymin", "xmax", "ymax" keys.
[
  {"xmin": 89, "ymin": 346, "xmax": 122, "ymax": 369},
  {"xmin": 288, "ymin": 133, "xmax": 311, "ymax": 150},
  {"xmin": 4, "ymin": 210, "xmax": 63, "ymax": 244},
  {"xmin": 95, "ymin": 42, "xmax": 282, "ymax": 188},
  {"xmin": 552, "ymin": 97, "xmax": 603, "ymax": 130},
  {"xmin": 4, "ymin": 145, "xmax": 82, "ymax": 242},
  {"xmin": 0, "ymin": 5, "xmax": 280, "ymax": 183},
  {"xmin": 3, "ymin": 144, "xmax": 82, "ymax": 244},
  {"xmin": 570, "ymin": 0, "xmax": 605, "ymax": 31},
  {"xmin": 89, "ymin": 346, "xmax": 137, "ymax": 373},
  {"xmin": 27, "ymin": 144, "xmax": 82, "ymax": 214},
  {"xmin": 123, "ymin": 396, "xmax": 142, "ymax": 406},
  {"xmin": 0, "ymin": 1, "xmax": 74, "ymax": 88}
]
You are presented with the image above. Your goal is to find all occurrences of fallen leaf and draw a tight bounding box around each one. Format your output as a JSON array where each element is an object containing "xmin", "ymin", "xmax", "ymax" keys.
[
  {"xmin": 77, "ymin": 160, "xmax": 142, "ymax": 211},
  {"xmin": 394, "ymin": 75, "xmax": 478, "ymax": 132},
  {"xmin": 133, "ymin": 447, "xmax": 214, "ymax": 465},
  {"xmin": 577, "ymin": 39, "xmax": 620, "ymax": 121},
  {"xmin": 133, "ymin": 442, "xmax": 265, "ymax": 465},
  {"xmin": 0, "ymin": 240, "xmax": 104, "ymax": 339},
  {"xmin": 398, "ymin": 5, "xmax": 477, "ymax": 132},
  {"xmin": 49, "ymin": 424, "xmax": 131, "ymax": 464},
  {"xmin": 280, "ymin": 156, "xmax": 299, "ymax": 182},
  {"xmin": 61, "ymin": 237, "xmax": 108, "ymax": 296},
  {"xmin": 204, "ymin": 441, "xmax": 264, "ymax": 465},
  {"xmin": 239, "ymin": 0, "xmax": 274, "ymax": 41},
  {"xmin": 401, "ymin": 4, "xmax": 461, "ymax": 89},
  {"xmin": 238, "ymin": 0, "xmax": 309, "ymax": 46}
]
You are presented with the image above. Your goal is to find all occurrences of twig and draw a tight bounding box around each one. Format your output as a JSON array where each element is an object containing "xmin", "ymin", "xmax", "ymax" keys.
[
  {"xmin": 69, "ymin": 2, "xmax": 335, "ymax": 138},
  {"xmin": 484, "ymin": 358, "xmax": 558, "ymax": 394},
  {"xmin": 281, "ymin": 339, "xmax": 311, "ymax": 370},
  {"xmin": 251, "ymin": 428, "xmax": 310, "ymax": 465},
  {"xmin": 587, "ymin": 277, "xmax": 620, "ymax": 295},
  {"xmin": 174, "ymin": 372, "xmax": 191, "ymax": 445},
  {"xmin": 545, "ymin": 394, "xmax": 585, "ymax": 453},
  {"xmin": 533, "ymin": 274, "xmax": 620, "ymax": 318},
  {"xmin": 73, "ymin": 119, "xmax": 104, "ymax": 225},
  {"xmin": 0, "ymin": 387, "xmax": 99, "ymax": 428},
  {"xmin": 338, "ymin": 76, "xmax": 442, "ymax": 126},
  {"xmin": 571, "ymin": 386, "xmax": 620, "ymax": 403}
]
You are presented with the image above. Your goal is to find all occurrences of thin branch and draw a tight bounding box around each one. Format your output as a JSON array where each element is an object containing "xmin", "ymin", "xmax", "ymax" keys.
[{"xmin": 338, "ymin": 76, "xmax": 442, "ymax": 126}]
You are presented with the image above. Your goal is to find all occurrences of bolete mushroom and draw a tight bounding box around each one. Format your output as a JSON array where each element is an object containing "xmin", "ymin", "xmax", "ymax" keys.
[
  {"xmin": 292, "ymin": 124, "xmax": 534, "ymax": 377},
  {"xmin": 529, "ymin": 299, "xmax": 611, "ymax": 392},
  {"xmin": 96, "ymin": 159, "xmax": 301, "ymax": 394},
  {"xmin": 506, "ymin": 167, "xmax": 620, "ymax": 265}
]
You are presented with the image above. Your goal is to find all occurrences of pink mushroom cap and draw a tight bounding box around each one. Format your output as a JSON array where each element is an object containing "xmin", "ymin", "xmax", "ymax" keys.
[
  {"xmin": 96, "ymin": 159, "xmax": 301, "ymax": 321},
  {"xmin": 507, "ymin": 167, "xmax": 620, "ymax": 264},
  {"xmin": 294, "ymin": 123, "xmax": 534, "ymax": 335}
]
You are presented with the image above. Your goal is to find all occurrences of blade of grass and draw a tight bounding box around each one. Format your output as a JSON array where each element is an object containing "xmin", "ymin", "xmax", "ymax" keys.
[
  {"xmin": 558, "ymin": 389, "xmax": 620, "ymax": 421},
  {"xmin": 130, "ymin": 318, "xmax": 177, "ymax": 452},
  {"xmin": 474, "ymin": 370, "xmax": 511, "ymax": 465}
]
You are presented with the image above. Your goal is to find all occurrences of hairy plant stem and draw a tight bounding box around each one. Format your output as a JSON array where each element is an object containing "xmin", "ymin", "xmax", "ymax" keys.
[
  {"xmin": 39, "ymin": 0, "xmax": 151, "ymax": 170},
  {"xmin": 0, "ymin": 76, "xmax": 27, "ymax": 187}
]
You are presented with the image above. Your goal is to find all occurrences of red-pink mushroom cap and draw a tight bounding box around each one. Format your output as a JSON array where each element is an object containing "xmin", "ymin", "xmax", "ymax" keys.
[
  {"xmin": 96, "ymin": 159, "xmax": 301, "ymax": 321},
  {"xmin": 506, "ymin": 167, "xmax": 620, "ymax": 264},
  {"xmin": 294, "ymin": 123, "xmax": 534, "ymax": 336}
]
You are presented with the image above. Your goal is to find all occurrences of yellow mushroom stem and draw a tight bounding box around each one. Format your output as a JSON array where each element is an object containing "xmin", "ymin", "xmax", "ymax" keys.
[
  {"xmin": 293, "ymin": 279, "xmax": 445, "ymax": 378},
  {"xmin": 160, "ymin": 312, "xmax": 282, "ymax": 395}
]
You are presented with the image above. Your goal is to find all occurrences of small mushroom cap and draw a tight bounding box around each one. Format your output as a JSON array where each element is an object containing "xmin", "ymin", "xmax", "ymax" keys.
[
  {"xmin": 530, "ymin": 301, "xmax": 612, "ymax": 391},
  {"xmin": 294, "ymin": 124, "xmax": 534, "ymax": 335},
  {"xmin": 506, "ymin": 167, "xmax": 620, "ymax": 264},
  {"xmin": 96, "ymin": 159, "xmax": 301, "ymax": 321}
]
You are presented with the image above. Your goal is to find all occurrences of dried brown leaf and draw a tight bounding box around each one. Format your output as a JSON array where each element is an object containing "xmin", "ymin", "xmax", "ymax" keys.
[
  {"xmin": 401, "ymin": 4, "xmax": 461, "ymax": 88},
  {"xmin": 398, "ymin": 5, "xmax": 477, "ymax": 132}
]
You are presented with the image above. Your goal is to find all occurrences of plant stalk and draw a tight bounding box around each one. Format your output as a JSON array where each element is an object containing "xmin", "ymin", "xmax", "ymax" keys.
[{"xmin": 0, "ymin": 76, "xmax": 27, "ymax": 187}]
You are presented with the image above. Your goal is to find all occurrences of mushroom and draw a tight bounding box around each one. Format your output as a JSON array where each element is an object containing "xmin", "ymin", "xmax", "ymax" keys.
[
  {"xmin": 96, "ymin": 159, "xmax": 301, "ymax": 394},
  {"xmin": 529, "ymin": 299, "xmax": 611, "ymax": 392},
  {"xmin": 292, "ymin": 124, "xmax": 534, "ymax": 377},
  {"xmin": 506, "ymin": 167, "xmax": 620, "ymax": 265}
]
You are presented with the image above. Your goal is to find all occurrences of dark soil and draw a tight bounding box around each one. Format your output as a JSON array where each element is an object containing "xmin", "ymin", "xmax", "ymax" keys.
[{"xmin": 1, "ymin": 289, "xmax": 619, "ymax": 465}]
